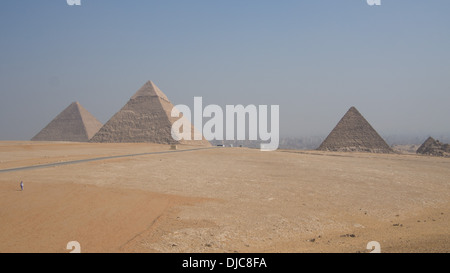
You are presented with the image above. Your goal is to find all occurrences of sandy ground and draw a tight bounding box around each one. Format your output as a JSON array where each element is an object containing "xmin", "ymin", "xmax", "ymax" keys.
[{"xmin": 0, "ymin": 141, "xmax": 449, "ymax": 253}]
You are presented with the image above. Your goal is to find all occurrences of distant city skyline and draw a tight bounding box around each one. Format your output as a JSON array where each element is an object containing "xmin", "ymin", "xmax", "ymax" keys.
[{"xmin": 1, "ymin": 1, "xmax": 449, "ymax": 141}]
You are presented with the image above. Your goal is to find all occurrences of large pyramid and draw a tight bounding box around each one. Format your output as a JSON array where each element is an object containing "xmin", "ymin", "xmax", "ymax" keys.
[
  {"xmin": 90, "ymin": 81, "xmax": 211, "ymax": 146},
  {"xmin": 32, "ymin": 102, "xmax": 103, "ymax": 142},
  {"xmin": 317, "ymin": 107, "xmax": 393, "ymax": 153}
]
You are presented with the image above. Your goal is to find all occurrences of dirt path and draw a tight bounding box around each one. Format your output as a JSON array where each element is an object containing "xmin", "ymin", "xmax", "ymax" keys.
[{"xmin": 0, "ymin": 142, "xmax": 217, "ymax": 173}]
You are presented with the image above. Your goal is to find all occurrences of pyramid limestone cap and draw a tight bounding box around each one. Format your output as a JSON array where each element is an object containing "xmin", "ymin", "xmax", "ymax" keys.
[{"xmin": 131, "ymin": 81, "xmax": 169, "ymax": 102}]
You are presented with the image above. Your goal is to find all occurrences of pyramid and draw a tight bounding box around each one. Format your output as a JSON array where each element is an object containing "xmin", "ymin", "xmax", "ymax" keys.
[
  {"xmin": 32, "ymin": 102, "xmax": 103, "ymax": 142},
  {"xmin": 416, "ymin": 137, "xmax": 437, "ymax": 154},
  {"xmin": 317, "ymin": 107, "xmax": 393, "ymax": 153},
  {"xmin": 90, "ymin": 81, "xmax": 211, "ymax": 146},
  {"xmin": 417, "ymin": 137, "xmax": 450, "ymax": 157}
]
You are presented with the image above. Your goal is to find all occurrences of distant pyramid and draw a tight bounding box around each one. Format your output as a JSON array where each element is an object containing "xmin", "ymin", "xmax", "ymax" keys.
[
  {"xmin": 90, "ymin": 81, "xmax": 211, "ymax": 146},
  {"xmin": 416, "ymin": 137, "xmax": 437, "ymax": 154},
  {"xmin": 317, "ymin": 107, "xmax": 393, "ymax": 153},
  {"xmin": 32, "ymin": 102, "xmax": 103, "ymax": 142},
  {"xmin": 416, "ymin": 137, "xmax": 450, "ymax": 157}
]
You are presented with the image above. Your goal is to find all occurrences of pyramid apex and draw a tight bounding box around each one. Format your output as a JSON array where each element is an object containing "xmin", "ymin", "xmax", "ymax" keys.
[
  {"xmin": 348, "ymin": 106, "xmax": 360, "ymax": 113},
  {"xmin": 71, "ymin": 101, "xmax": 88, "ymax": 113},
  {"xmin": 131, "ymin": 81, "xmax": 169, "ymax": 101}
]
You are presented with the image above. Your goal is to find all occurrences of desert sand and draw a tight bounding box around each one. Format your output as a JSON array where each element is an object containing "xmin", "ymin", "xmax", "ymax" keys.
[{"xmin": 0, "ymin": 141, "xmax": 449, "ymax": 253}]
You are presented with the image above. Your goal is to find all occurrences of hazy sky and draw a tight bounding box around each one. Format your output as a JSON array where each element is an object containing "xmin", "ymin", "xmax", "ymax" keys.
[{"xmin": 1, "ymin": 0, "xmax": 449, "ymax": 140}]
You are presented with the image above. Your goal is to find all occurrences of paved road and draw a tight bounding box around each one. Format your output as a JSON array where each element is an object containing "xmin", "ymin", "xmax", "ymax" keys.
[{"xmin": 0, "ymin": 147, "xmax": 218, "ymax": 174}]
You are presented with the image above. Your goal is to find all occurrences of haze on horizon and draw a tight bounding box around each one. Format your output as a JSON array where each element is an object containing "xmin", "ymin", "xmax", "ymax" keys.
[{"xmin": 0, "ymin": 1, "xmax": 449, "ymax": 143}]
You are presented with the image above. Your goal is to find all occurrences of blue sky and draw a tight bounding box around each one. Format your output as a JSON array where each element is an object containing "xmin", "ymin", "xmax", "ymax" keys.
[{"xmin": 1, "ymin": 0, "xmax": 449, "ymax": 140}]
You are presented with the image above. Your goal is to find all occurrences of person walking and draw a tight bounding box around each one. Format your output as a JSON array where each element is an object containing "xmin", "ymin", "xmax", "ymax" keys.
[{"xmin": 20, "ymin": 181, "xmax": 23, "ymax": 191}]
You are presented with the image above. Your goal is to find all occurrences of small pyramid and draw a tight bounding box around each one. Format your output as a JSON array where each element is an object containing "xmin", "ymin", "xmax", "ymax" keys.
[
  {"xmin": 317, "ymin": 107, "xmax": 393, "ymax": 153},
  {"xmin": 90, "ymin": 81, "xmax": 211, "ymax": 146},
  {"xmin": 416, "ymin": 137, "xmax": 436, "ymax": 154},
  {"xmin": 32, "ymin": 102, "xmax": 103, "ymax": 142},
  {"xmin": 417, "ymin": 137, "xmax": 450, "ymax": 157}
]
